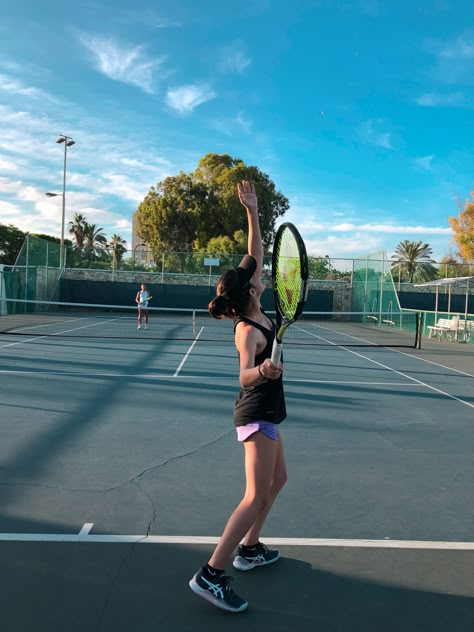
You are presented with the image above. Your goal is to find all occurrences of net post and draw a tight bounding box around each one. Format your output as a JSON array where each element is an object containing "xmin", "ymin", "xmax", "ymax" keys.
[
  {"xmin": 45, "ymin": 242, "xmax": 49, "ymax": 301},
  {"xmin": 24, "ymin": 234, "xmax": 30, "ymax": 312},
  {"xmin": 415, "ymin": 311, "xmax": 423, "ymax": 349},
  {"xmin": 378, "ymin": 257, "xmax": 383, "ymax": 323},
  {"xmin": 192, "ymin": 310, "xmax": 196, "ymax": 337}
]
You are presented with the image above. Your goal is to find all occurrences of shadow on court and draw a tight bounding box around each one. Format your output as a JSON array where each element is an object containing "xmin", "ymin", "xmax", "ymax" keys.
[{"xmin": 0, "ymin": 539, "xmax": 473, "ymax": 632}]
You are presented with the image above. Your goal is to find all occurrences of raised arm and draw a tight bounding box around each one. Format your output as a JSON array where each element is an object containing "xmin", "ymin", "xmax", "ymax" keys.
[{"xmin": 237, "ymin": 180, "xmax": 263, "ymax": 278}]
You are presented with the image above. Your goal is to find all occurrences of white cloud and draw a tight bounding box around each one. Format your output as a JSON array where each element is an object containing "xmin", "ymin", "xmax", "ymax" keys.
[
  {"xmin": 440, "ymin": 35, "xmax": 474, "ymax": 59},
  {"xmin": 304, "ymin": 234, "xmax": 383, "ymax": 257},
  {"xmin": 79, "ymin": 35, "xmax": 166, "ymax": 94},
  {"xmin": 0, "ymin": 156, "xmax": 18, "ymax": 171},
  {"xmin": 0, "ymin": 177, "xmax": 23, "ymax": 194},
  {"xmin": 427, "ymin": 31, "xmax": 474, "ymax": 85},
  {"xmin": 0, "ymin": 85, "xmax": 202, "ymax": 247},
  {"xmin": 413, "ymin": 155, "xmax": 435, "ymax": 171},
  {"xmin": 0, "ymin": 73, "xmax": 59, "ymax": 103},
  {"xmin": 0, "ymin": 189, "xmax": 134, "ymax": 239},
  {"xmin": 114, "ymin": 218, "xmax": 133, "ymax": 231},
  {"xmin": 304, "ymin": 221, "xmax": 450, "ymax": 235},
  {"xmin": 209, "ymin": 111, "xmax": 252, "ymax": 135},
  {"xmin": 219, "ymin": 42, "xmax": 251, "ymax": 74},
  {"xmin": 166, "ymin": 84, "xmax": 216, "ymax": 113},
  {"xmin": 0, "ymin": 200, "xmax": 21, "ymax": 215},
  {"xmin": 99, "ymin": 173, "xmax": 149, "ymax": 202},
  {"xmin": 416, "ymin": 92, "xmax": 464, "ymax": 107},
  {"xmin": 120, "ymin": 156, "xmax": 170, "ymax": 170},
  {"xmin": 357, "ymin": 120, "xmax": 392, "ymax": 149},
  {"xmin": 236, "ymin": 111, "xmax": 252, "ymax": 133},
  {"xmin": 117, "ymin": 8, "xmax": 182, "ymax": 29}
]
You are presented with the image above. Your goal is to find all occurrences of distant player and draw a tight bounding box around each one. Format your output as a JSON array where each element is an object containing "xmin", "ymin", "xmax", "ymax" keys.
[{"xmin": 135, "ymin": 283, "xmax": 150, "ymax": 329}]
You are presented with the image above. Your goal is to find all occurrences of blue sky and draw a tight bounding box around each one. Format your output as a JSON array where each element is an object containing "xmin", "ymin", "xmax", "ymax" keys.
[{"xmin": 1, "ymin": 0, "xmax": 474, "ymax": 261}]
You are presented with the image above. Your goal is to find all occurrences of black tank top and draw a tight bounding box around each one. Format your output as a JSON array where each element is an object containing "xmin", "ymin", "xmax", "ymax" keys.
[{"xmin": 232, "ymin": 311, "xmax": 287, "ymax": 427}]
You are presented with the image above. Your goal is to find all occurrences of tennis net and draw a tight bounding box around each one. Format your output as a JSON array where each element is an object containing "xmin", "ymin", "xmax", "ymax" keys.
[{"xmin": 0, "ymin": 299, "xmax": 421, "ymax": 347}]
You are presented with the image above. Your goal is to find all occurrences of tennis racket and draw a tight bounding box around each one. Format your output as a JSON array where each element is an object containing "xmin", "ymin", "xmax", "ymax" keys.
[
  {"xmin": 138, "ymin": 295, "xmax": 152, "ymax": 306},
  {"xmin": 271, "ymin": 222, "xmax": 309, "ymax": 366}
]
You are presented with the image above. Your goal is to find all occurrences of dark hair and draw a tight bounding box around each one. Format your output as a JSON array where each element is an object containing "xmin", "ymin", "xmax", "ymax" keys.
[{"xmin": 208, "ymin": 269, "xmax": 253, "ymax": 319}]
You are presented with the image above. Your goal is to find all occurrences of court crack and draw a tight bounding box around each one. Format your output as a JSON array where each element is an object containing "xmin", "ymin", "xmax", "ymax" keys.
[
  {"xmin": 92, "ymin": 480, "xmax": 156, "ymax": 632},
  {"xmin": 129, "ymin": 428, "xmax": 235, "ymax": 487},
  {"xmin": 0, "ymin": 429, "xmax": 235, "ymax": 496},
  {"xmin": 91, "ymin": 431, "xmax": 235, "ymax": 631}
]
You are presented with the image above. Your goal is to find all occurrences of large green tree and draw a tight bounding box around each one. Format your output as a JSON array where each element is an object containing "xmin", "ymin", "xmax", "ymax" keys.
[
  {"xmin": 0, "ymin": 224, "xmax": 26, "ymax": 264},
  {"xmin": 308, "ymin": 255, "xmax": 331, "ymax": 280},
  {"xmin": 135, "ymin": 153, "xmax": 289, "ymax": 258},
  {"xmin": 448, "ymin": 194, "xmax": 474, "ymax": 262},
  {"xmin": 391, "ymin": 240, "xmax": 438, "ymax": 283}
]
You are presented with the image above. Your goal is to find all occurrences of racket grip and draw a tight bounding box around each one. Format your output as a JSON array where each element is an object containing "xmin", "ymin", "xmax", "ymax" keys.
[{"xmin": 271, "ymin": 340, "xmax": 282, "ymax": 366}]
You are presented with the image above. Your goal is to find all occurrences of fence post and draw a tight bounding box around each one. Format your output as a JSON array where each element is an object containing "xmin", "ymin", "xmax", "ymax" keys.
[{"xmin": 24, "ymin": 234, "xmax": 30, "ymax": 310}]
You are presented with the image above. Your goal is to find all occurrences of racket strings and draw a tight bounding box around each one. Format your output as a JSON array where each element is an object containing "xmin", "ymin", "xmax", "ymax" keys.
[{"xmin": 274, "ymin": 232, "xmax": 303, "ymax": 319}]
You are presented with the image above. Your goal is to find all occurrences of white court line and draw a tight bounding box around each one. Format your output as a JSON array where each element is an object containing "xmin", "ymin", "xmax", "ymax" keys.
[
  {"xmin": 0, "ymin": 317, "xmax": 119, "ymax": 348},
  {"xmin": 4, "ymin": 315, "xmax": 94, "ymax": 334},
  {"xmin": 174, "ymin": 327, "xmax": 204, "ymax": 377},
  {"xmin": 388, "ymin": 348, "xmax": 474, "ymax": 378},
  {"xmin": 0, "ymin": 532, "xmax": 473, "ymax": 549},
  {"xmin": 297, "ymin": 322, "xmax": 474, "ymax": 378},
  {"xmin": 0, "ymin": 368, "xmax": 426, "ymax": 387},
  {"xmin": 79, "ymin": 523, "xmax": 93, "ymax": 536},
  {"xmin": 295, "ymin": 325, "xmax": 474, "ymax": 409},
  {"xmin": 303, "ymin": 321, "xmax": 389, "ymax": 346}
]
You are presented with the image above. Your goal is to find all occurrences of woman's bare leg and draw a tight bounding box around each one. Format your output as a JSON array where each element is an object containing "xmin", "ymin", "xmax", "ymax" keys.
[
  {"xmin": 208, "ymin": 432, "xmax": 279, "ymax": 570},
  {"xmin": 242, "ymin": 433, "xmax": 287, "ymax": 546}
]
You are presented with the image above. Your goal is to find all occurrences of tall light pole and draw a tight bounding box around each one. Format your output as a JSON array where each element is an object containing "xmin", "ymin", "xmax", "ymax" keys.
[{"xmin": 47, "ymin": 134, "xmax": 75, "ymax": 269}]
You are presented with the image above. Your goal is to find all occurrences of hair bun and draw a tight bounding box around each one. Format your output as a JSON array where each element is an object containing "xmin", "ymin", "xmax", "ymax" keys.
[{"xmin": 208, "ymin": 294, "xmax": 229, "ymax": 319}]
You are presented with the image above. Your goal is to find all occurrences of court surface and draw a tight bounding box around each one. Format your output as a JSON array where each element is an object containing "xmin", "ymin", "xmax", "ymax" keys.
[{"xmin": 0, "ymin": 317, "xmax": 473, "ymax": 631}]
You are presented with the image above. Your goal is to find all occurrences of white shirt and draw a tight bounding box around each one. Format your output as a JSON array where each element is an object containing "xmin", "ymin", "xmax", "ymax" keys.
[{"xmin": 138, "ymin": 290, "xmax": 149, "ymax": 308}]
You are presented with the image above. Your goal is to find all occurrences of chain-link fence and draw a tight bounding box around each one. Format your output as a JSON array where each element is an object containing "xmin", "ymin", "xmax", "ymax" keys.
[{"xmin": 3, "ymin": 236, "xmax": 473, "ymax": 308}]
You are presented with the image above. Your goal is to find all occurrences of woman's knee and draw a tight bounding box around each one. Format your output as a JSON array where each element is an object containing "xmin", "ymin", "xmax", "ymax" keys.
[
  {"xmin": 243, "ymin": 492, "xmax": 270, "ymax": 513},
  {"xmin": 273, "ymin": 470, "xmax": 287, "ymax": 492}
]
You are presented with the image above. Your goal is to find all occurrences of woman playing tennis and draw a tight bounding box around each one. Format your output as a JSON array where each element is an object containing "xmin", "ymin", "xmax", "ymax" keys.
[
  {"xmin": 135, "ymin": 283, "xmax": 150, "ymax": 330},
  {"xmin": 189, "ymin": 181, "xmax": 287, "ymax": 613}
]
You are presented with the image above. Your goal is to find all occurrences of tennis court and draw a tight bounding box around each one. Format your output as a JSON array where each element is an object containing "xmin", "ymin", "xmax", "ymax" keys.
[{"xmin": 0, "ymin": 308, "xmax": 473, "ymax": 631}]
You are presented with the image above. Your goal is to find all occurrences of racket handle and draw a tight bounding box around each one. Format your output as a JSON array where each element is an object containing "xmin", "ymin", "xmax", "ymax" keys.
[{"xmin": 271, "ymin": 340, "xmax": 282, "ymax": 366}]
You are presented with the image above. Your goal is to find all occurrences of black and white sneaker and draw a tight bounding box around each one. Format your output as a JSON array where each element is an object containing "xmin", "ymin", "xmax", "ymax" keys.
[
  {"xmin": 233, "ymin": 542, "xmax": 280, "ymax": 571},
  {"xmin": 189, "ymin": 567, "xmax": 248, "ymax": 613}
]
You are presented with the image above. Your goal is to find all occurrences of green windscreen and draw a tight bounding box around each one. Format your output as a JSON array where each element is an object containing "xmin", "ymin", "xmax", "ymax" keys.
[
  {"xmin": 7, "ymin": 235, "xmax": 62, "ymax": 304},
  {"xmin": 352, "ymin": 251, "xmax": 401, "ymax": 317}
]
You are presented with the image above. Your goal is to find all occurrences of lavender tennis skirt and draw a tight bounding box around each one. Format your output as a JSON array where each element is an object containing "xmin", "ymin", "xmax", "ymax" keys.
[{"xmin": 236, "ymin": 421, "xmax": 279, "ymax": 442}]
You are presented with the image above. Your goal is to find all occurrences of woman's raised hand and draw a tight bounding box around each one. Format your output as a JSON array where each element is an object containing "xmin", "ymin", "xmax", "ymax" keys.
[{"xmin": 237, "ymin": 180, "xmax": 257, "ymax": 212}]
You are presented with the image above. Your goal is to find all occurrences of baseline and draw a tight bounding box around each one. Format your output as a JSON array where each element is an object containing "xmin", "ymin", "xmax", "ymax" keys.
[{"xmin": 1, "ymin": 529, "xmax": 473, "ymax": 550}]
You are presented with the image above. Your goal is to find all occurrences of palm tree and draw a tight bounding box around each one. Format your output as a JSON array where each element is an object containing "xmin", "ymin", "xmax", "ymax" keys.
[
  {"xmin": 391, "ymin": 240, "xmax": 438, "ymax": 283},
  {"xmin": 109, "ymin": 234, "xmax": 127, "ymax": 269},
  {"xmin": 68, "ymin": 213, "xmax": 87, "ymax": 249},
  {"xmin": 83, "ymin": 223, "xmax": 107, "ymax": 263}
]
